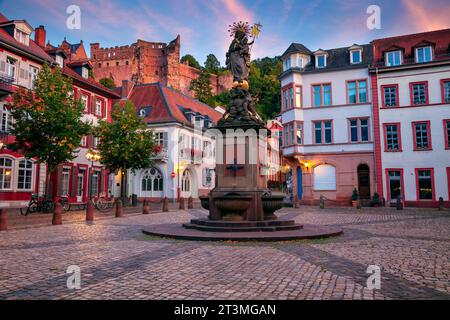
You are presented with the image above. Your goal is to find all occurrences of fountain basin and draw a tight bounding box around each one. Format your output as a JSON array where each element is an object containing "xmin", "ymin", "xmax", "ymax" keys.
[{"xmin": 262, "ymin": 194, "xmax": 285, "ymax": 220}]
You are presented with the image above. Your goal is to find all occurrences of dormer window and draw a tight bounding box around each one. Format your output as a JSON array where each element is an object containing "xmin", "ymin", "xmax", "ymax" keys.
[
  {"xmin": 295, "ymin": 55, "xmax": 303, "ymax": 68},
  {"xmin": 386, "ymin": 50, "xmax": 402, "ymax": 67},
  {"xmin": 55, "ymin": 55, "xmax": 64, "ymax": 68},
  {"xmin": 81, "ymin": 67, "xmax": 89, "ymax": 79},
  {"xmin": 283, "ymin": 57, "xmax": 291, "ymax": 71},
  {"xmin": 350, "ymin": 50, "xmax": 362, "ymax": 64},
  {"xmin": 316, "ymin": 55, "xmax": 327, "ymax": 68},
  {"xmin": 416, "ymin": 46, "xmax": 432, "ymax": 63},
  {"xmin": 14, "ymin": 29, "xmax": 29, "ymax": 46}
]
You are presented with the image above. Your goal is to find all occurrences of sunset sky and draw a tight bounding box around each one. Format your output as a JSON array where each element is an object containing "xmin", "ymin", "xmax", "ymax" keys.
[{"xmin": 1, "ymin": 0, "xmax": 449, "ymax": 65}]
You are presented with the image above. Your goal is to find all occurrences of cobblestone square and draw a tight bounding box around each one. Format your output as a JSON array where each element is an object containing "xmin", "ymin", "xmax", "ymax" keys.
[{"xmin": 0, "ymin": 207, "xmax": 449, "ymax": 300}]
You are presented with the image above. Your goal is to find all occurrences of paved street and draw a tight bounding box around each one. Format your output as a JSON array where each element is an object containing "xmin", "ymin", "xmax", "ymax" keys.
[{"xmin": 0, "ymin": 206, "xmax": 449, "ymax": 300}]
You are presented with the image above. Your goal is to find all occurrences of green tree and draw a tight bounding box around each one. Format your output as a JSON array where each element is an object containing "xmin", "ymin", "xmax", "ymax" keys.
[
  {"xmin": 204, "ymin": 54, "xmax": 221, "ymax": 74},
  {"xmin": 180, "ymin": 54, "xmax": 201, "ymax": 69},
  {"xmin": 99, "ymin": 77, "xmax": 116, "ymax": 89},
  {"xmin": 190, "ymin": 68, "xmax": 213, "ymax": 105},
  {"xmin": 7, "ymin": 64, "xmax": 89, "ymax": 199},
  {"xmin": 96, "ymin": 101, "xmax": 156, "ymax": 205}
]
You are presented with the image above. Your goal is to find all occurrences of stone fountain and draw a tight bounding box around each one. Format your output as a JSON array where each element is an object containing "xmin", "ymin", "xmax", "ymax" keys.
[{"xmin": 143, "ymin": 22, "xmax": 342, "ymax": 241}]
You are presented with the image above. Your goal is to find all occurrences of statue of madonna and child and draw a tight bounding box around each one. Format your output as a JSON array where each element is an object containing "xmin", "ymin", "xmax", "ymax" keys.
[{"xmin": 219, "ymin": 21, "xmax": 265, "ymax": 126}]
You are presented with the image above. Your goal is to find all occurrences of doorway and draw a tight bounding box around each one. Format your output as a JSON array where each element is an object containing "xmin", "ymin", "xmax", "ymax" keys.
[{"xmin": 357, "ymin": 164, "xmax": 370, "ymax": 199}]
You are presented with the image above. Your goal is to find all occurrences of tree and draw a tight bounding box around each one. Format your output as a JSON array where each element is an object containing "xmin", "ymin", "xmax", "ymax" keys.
[
  {"xmin": 204, "ymin": 54, "xmax": 221, "ymax": 74},
  {"xmin": 180, "ymin": 54, "xmax": 201, "ymax": 69},
  {"xmin": 190, "ymin": 68, "xmax": 213, "ymax": 105},
  {"xmin": 7, "ymin": 64, "xmax": 89, "ymax": 199},
  {"xmin": 99, "ymin": 77, "xmax": 116, "ymax": 89},
  {"xmin": 96, "ymin": 100, "xmax": 156, "ymax": 205}
]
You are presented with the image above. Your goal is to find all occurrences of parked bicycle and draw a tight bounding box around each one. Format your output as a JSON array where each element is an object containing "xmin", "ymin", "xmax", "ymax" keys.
[
  {"xmin": 20, "ymin": 194, "xmax": 70, "ymax": 216},
  {"xmin": 92, "ymin": 194, "xmax": 115, "ymax": 212}
]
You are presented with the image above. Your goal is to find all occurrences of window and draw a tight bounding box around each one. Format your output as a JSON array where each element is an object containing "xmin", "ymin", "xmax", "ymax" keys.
[
  {"xmin": 313, "ymin": 165, "xmax": 336, "ymax": 191},
  {"xmin": 416, "ymin": 169, "xmax": 434, "ymax": 200},
  {"xmin": 284, "ymin": 123, "xmax": 295, "ymax": 146},
  {"xmin": 295, "ymin": 55, "xmax": 303, "ymax": 68},
  {"xmin": 141, "ymin": 167, "xmax": 163, "ymax": 192},
  {"xmin": 296, "ymin": 123, "xmax": 303, "ymax": 145},
  {"xmin": 203, "ymin": 168, "xmax": 213, "ymax": 187},
  {"xmin": 410, "ymin": 82, "xmax": 428, "ymax": 105},
  {"xmin": 386, "ymin": 50, "xmax": 402, "ymax": 66},
  {"xmin": 312, "ymin": 84, "xmax": 331, "ymax": 107},
  {"xmin": 28, "ymin": 66, "xmax": 38, "ymax": 89},
  {"xmin": 82, "ymin": 67, "xmax": 89, "ymax": 79},
  {"xmin": 81, "ymin": 136, "xmax": 87, "ymax": 147},
  {"xmin": 95, "ymin": 99, "xmax": 102, "ymax": 116},
  {"xmin": 445, "ymin": 120, "xmax": 450, "ymax": 149},
  {"xmin": 416, "ymin": 46, "xmax": 432, "ymax": 63},
  {"xmin": 55, "ymin": 55, "xmax": 64, "ymax": 68},
  {"xmin": 349, "ymin": 118, "xmax": 369, "ymax": 143},
  {"xmin": 283, "ymin": 89, "xmax": 289, "ymax": 110},
  {"xmin": 81, "ymin": 94, "xmax": 88, "ymax": 112},
  {"xmin": 0, "ymin": 157, "xmax": 13, "ymax": 190},
  {"xmin": 15, "ymin": 29, "xmax": 29, "ymax": 45},
  {"xmin": 387, "ymin": 170, "xmax": 403, "ymax": 201},
  {"xmin": 384, "ymin": 124, "xmax": 401, "ymax": 151},
  {"xmin": 289, "ymin": 87, "xmax": 294, "ymax": 109},
  {"xmin": 155, "ymin": 132, "xmax": 168, "ymax": 149},
  {"xmin": 6, "ymin": 57, "xmax": 16, "ymax": 80},
  {"xmin": 350, "ymin": 50, "xmax": 362, "ymax": 64},
  {"xmin": 1, "ymin": 104, "xmax": 11, "ymax": 133},
  {"xmin": 91, "ymin": 171, "xmax": 99, "ymax": 196},
  {"xmin": 442, "ymin": 80, "xmax": 450, "ymax": 103},
  {"xmin": 316, "ymin": 55, "xmax": 326, "ymax": 68},
  {"xmin": 17, "ymin": 159, "xmax": 33, "ymax": 190},
  {"xmin": 347, "ymin": 80, "xmax": 367, "ymax": 104},
  {"xmin": 314, "ymin": 121, "xmax": 333, "ymax": 144},
  {"xmin": 412, "ymin": 121, "xmax": 431, "ymax": 151},
  {"xmin": 382, "ymin": 85, "xmax": 398, "ymax": 107},
  {"xmin": 295, "ymin": 86, "xmax": 302, "ymax": 108},
  {"xmin": 283, "ymin": 57, "xmax": 291, "ymax": 71},
  {"xmin": 93, "ymin": 136, "xmax": 100, "ymax": 148},
  {"xmin": 61, "ymin": 167, "xmax": 70, "ymax": 196}
]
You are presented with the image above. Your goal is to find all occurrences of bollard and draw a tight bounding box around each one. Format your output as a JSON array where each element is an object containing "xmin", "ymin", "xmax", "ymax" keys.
[
  {"xmin": 293, "ymin": 195, "xmax": 299, "ymax": 208},
  {"xmin": 115, "ymin": 199, "xmax": 124, "ymax": 217},
  {"xmin": 52, "ymin": 202, "xmax": 63, "ymax": 225},
  {"xmin": 438, "ymin": 197, "xmax": 444, "ymax": 211},
  {"xmin": 396, "ymin": 195, "xmax": 403, "ymax": 210},
  {"xmin": 142, "ymin": 199, "xmax": 150, "ymax": 215},
  {"xmin": 162, "ymin": 197, "xmax": 169, "ymax": 212},
  {"xmin": 86, "ymin": 200, "xmax": 95, "ymax": 222},
  {"xmin": 179, "ymin": 197, "xmax": 185, "ymax": 210},
  {"xmin": 188, "ymin": 196, "xmax": 194, "ymax": 209},
  {"xmin": 0, "ymin": 209, "xmax": 8, "ymax": 231},
  {"xmin": 319, "ymin": 196, "xmax": 325, "ymax": 209}
]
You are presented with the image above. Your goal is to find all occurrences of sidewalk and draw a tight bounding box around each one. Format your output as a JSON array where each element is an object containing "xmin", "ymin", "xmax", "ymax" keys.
[{"xmin": 2, "ymin": 201, "xmax": 197, "ymax": 230}]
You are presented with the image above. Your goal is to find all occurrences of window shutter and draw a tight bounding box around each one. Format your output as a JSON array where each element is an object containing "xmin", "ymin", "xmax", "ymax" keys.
[
  {"xmin": 90, "ymin": 95, "xmax": 95, "ymax": 114},
  {"xmin": 56, "ymin": 165, "xmax": 63, "ymax": 196},
  {"xmin": 99, "ymin": 169, "xmax": 105, "ymax": 193},
  {"xmin": 19, "ymin": 68, "xmax": 25, "ymax": 79},
  {"xmin": 163, "ymin": 132, "xmax": 168, "ymax": 148},
  {"xmin": 70, "ymin": 166, "xmax": 78, "ymax": 197},
  {"xmin": 0, "ymin": 60, "xmax": 5, "ymax": 72}
]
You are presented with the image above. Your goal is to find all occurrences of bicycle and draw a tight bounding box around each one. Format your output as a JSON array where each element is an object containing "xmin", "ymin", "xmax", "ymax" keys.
[
  {"xmin": 92, "ymin": 194, "xmax": 115, "ymax": 212},
  {"xmin": 20, "ymin": 194, "xmax": 70, "ymax": 216}
]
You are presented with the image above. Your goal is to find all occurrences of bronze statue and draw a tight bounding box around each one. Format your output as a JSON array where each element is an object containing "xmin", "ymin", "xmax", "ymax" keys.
[{"xmin": 219, "ymin": 22, "xmax": 264, "ymax": 126}]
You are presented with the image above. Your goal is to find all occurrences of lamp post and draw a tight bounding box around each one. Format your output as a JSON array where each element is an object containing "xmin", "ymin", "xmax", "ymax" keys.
[
  {"xmin": 174, "ymin": 162, "xmax": 185, "ymax": 202},
  {"xmin": 86, "ymin": 149, "xmax": 101, "ymax": 200}
]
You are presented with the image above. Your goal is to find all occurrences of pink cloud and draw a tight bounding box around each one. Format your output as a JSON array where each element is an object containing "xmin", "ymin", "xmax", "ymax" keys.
[{"xmin": 401, "ymin": 0, "xmax": 450, "ymax": 32}]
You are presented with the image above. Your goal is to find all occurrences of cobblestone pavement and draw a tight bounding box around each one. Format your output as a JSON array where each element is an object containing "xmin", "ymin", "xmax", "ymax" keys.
[{"xmin": 0, "ymin": 206, "xmax": 449, "ymax": 300}]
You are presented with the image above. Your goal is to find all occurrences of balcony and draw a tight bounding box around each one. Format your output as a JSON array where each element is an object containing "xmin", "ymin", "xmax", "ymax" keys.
[
  {"xmin": 179, "ymin": 148, "xmax": 203, "ymax": 164},
  {"xmin": 0, "ymin": 73, "xmax": 15, "ymax": 96},
  {"xmin": 151, "ymin": 146, "xmax": 168, "ymax": 162}
]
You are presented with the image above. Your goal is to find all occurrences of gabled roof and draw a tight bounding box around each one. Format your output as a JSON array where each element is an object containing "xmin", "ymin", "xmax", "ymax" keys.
[
  {"xmin": 63, "ymin": 66, "xmax": 120, "ymax": 98},
  {"xmin": 0, "ymin": 13, "xmax": 53, "ymax": 63},
  {"xmin": 281, "ymin": 43, "xmax": 312, "ymax": 58},
  {"xmin": 122, "ymin": 83, "xmax": 222, "ymax": 126}
]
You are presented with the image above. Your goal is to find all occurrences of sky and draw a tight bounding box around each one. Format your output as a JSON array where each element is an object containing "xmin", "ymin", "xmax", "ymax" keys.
[{"xmin": 1, "ymin": 0, "xmax": 450, "ymax": 65}]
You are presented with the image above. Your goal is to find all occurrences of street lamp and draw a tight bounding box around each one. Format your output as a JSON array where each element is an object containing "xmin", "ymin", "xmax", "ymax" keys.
[
  {"xmin": 174, "ymin": 162, "xmax": 185, "ymax": 202},
  {"xmin": 86, "ymin": 149, "xmax": 101, "ymax": 200}
]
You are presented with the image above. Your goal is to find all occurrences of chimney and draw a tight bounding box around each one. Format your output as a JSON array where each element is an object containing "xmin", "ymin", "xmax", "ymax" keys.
[
  {"xmin": 34, "ymin": 25, "xmax": 46, "ymax": 48},
  {"xmin": 121, "ymin": 80, "xmax": 133, "ymax": 98}
]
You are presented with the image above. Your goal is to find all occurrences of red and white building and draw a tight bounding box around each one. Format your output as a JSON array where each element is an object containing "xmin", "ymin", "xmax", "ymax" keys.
[
  {"xmin": 370, "ymin": 29, "xmax": 450, "ymax": 207},
  {"xmin": 280, "ymin": 43, "xmax": 375, "ymax": 205},
  {"xmin": 0, "ymin": 14, "xmax": 53, "ymax": 206}
]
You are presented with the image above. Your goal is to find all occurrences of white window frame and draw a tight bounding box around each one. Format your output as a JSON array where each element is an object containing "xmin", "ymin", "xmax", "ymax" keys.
[
  {"xmin": 415, "ymin": 46, "xmax": 432, "ymax": 63},
  {"xmin": 61, "ymin": 167, "xmax": 71, "ymax": 196},
  {"xmin": 385, "ymin": 50, "xmax": 402, "ymax": 67},
  {"xmin": 350, "ymin": 50, "xmax": 362, "ymax": 64},
  {"xmin": 29, "ymin": 65, "xmax": 38, "ymax": 89},
  {"xmin": 81, "ymin": 94, "xmax": 88, "ymax": 112},
  {"xmin": 316, "ymin": 55, "xmax": 327, "ymax": 68},
  {"xmin": 82, "ymin": 67, "xmax": 89, "ymax": 79},
  {"xmin": 6, "ymin": 57, "xmax": 17, "ymax": 80},
  {"xmin": 1, "ymin": 104, "xmax": 11, "ymax": 133},
  {"xmin": 283, "ymin": 57, "xmax": 291, "ymax": 71},
  {"xmin": 55, "ymin": 55, "xmax": 64, "ymax": 68},
  {"xmin": 17, "ymin": 159, "xmax": 34, "ymax": 191},
  {"xmin": 95, "ymin": 99, "xmax": 102, "ymax": 116},
  {"xmin": 0, "ymin": 157, "xmax": 14, "ymax": 190}
]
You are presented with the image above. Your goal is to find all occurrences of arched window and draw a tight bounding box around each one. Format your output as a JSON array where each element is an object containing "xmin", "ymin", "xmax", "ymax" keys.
[
  {"xmin": 182, "ymin": 170, "xmax": 191, "ymax": 192},
  {"xmin": 141, "ymin": 167, "xmax": 163, "ymax": 192},
  {"xmin": 17, "ymin": 159, "xmax": 33, "ymax": 190},
  {"xmin": 0, "ymin": 157, "xmax": 13, "ymax": 190},
  {"xmin": 313, "ymin": 164, "xmax": 336, "ymax": 191}
]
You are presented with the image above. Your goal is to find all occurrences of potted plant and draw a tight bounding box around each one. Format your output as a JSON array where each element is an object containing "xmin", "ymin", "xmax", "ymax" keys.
[
  {"xmin": 372, "ymin": 192, "xmax": 381, "ymax": 207},
  {"xmin": 351, "ymin": 188, "xmax": 359, "ymax": 208}
]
